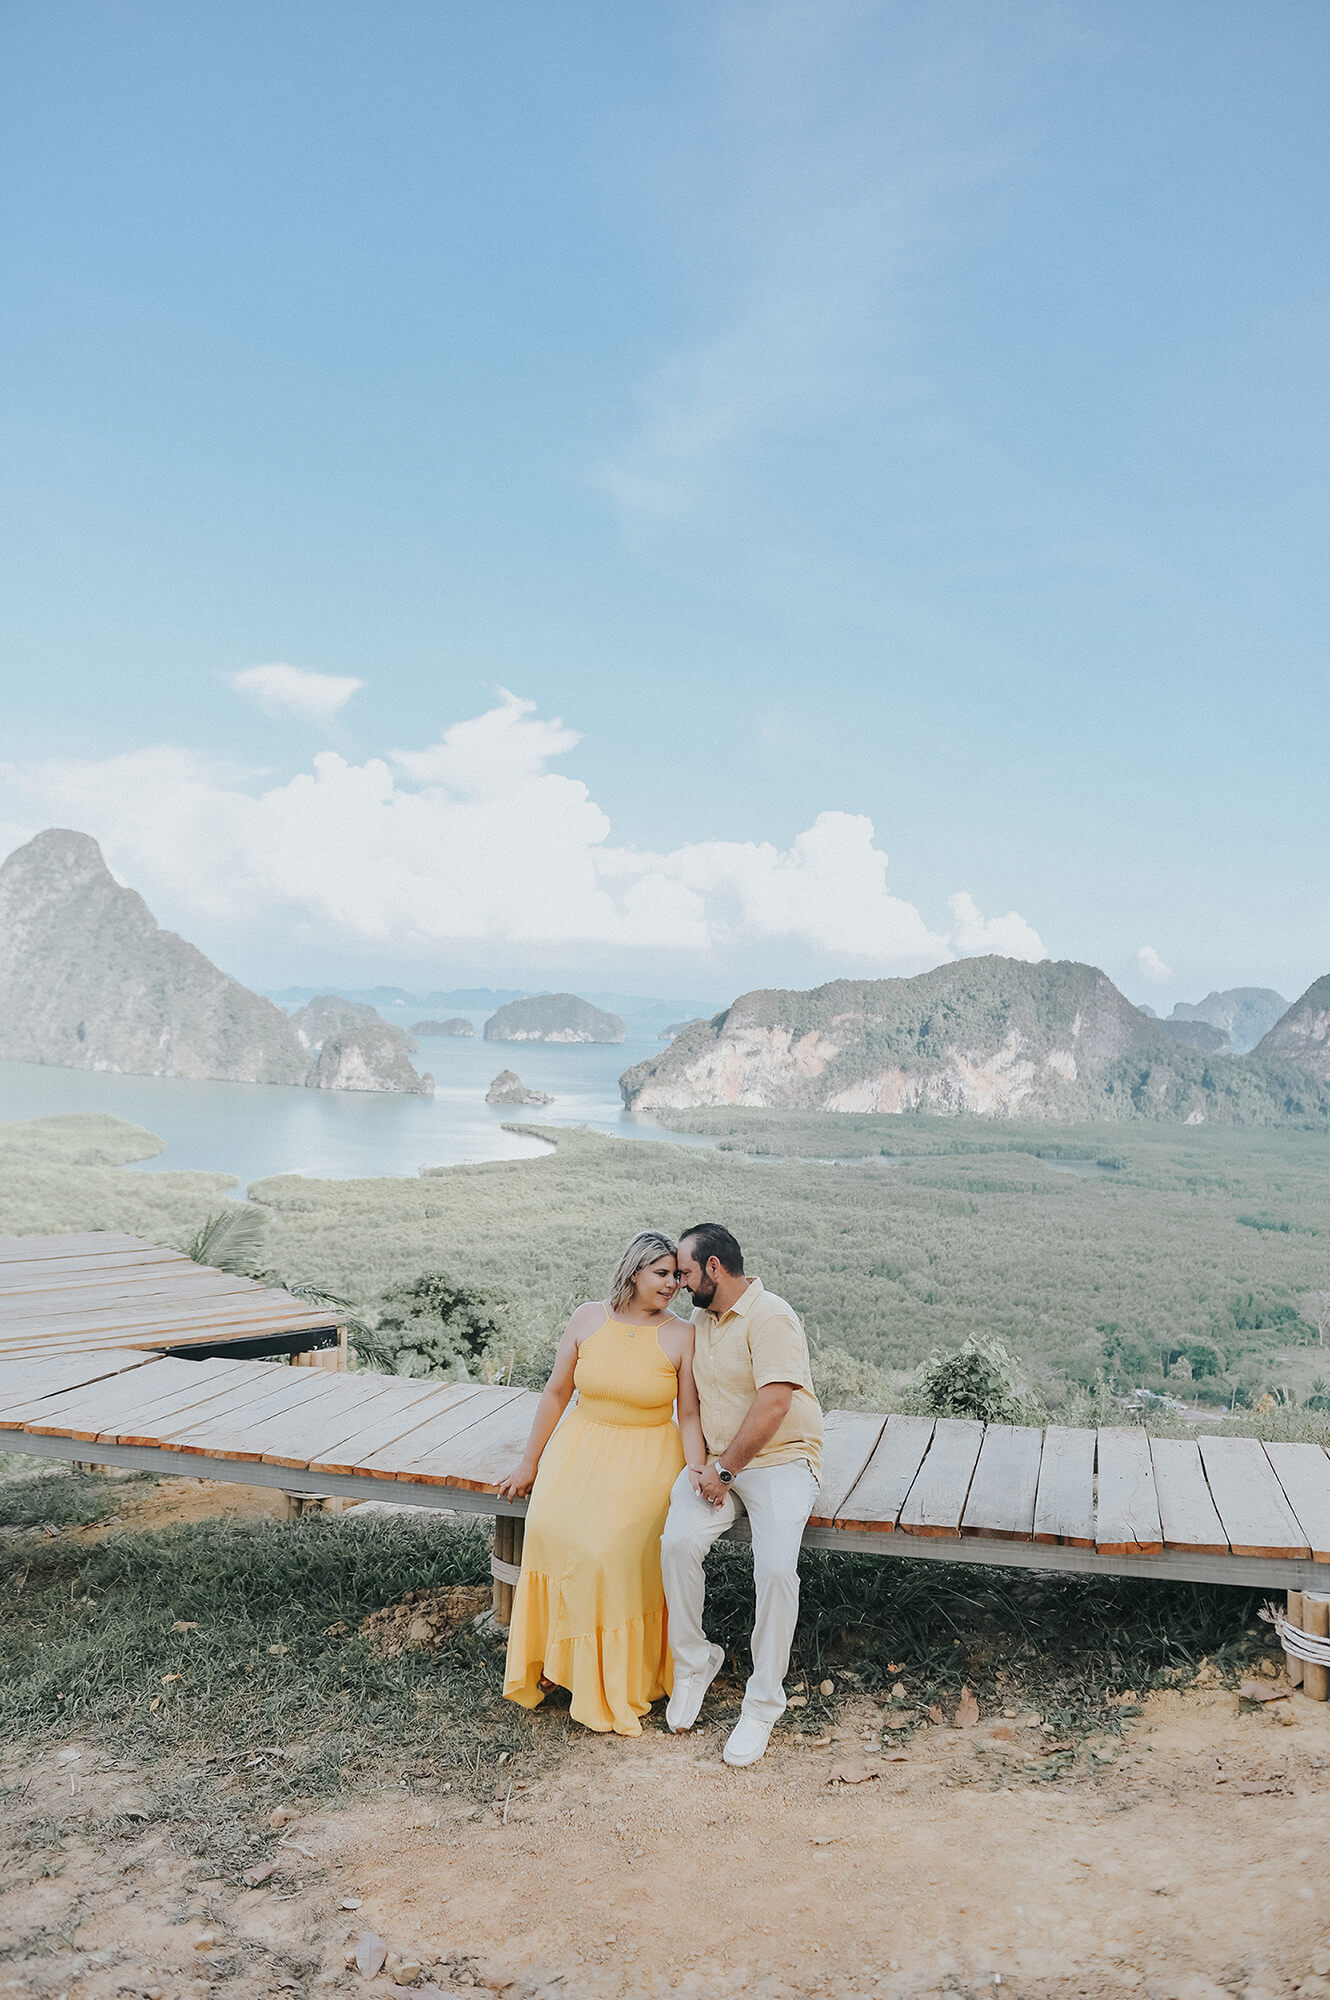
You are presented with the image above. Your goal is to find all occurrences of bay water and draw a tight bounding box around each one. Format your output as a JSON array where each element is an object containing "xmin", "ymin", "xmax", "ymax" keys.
[{"xmin": 0, "ymin": 1019, "xmax": 707, "ymax": 1191}]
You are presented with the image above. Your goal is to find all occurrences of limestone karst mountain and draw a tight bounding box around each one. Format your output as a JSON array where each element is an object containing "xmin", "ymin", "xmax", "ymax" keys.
[
  {"xmin": 307, "ymin": 1023, "xmax": 434, "ymax": 1095},
  {"xmin": 0, "ymin": 828, "xmax": 308, "ymax": 1084},
  {"xmin": 411, "ymin": 1017, "xmax": 474, "ymax": 1036},
  {"xmin": 1169, "ymin": 987, "xmax": 1288, "ymax": 1054},
  {"xmin": 1254, "ymin": 976, "xmax": 1330, "ymax": 1083},
  {"xmin": 484, "ymin": 992, "xmax": 625, "ymax": 1044},
  {"xmin": 620, "ymin": 957, "xmax": 1330, "ymax": 1126},
  {"xmin": 485, "ymin": 1069, "xmax": 553, "ymax": 1106},
  {"xmin": 294, "ymin": 994, "xmax": 433, "ymax": 1096},
  {"xmin": 0, "ymin": 831, "xmax": 430, "ymax": 1094}
]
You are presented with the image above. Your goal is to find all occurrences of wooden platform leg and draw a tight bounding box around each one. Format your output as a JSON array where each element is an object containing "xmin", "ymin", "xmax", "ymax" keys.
[
  {"xmin": 1286, "ymin": 1589, "xmax": 1305, "ymax": 1688},
  {"xmin": 491, "ymin": 1514, "xmax": 525, "ymax": 1627},
  {"xmin": 1302, "ymin": 1591, "xmax": 1328, "ymax": 1700}
]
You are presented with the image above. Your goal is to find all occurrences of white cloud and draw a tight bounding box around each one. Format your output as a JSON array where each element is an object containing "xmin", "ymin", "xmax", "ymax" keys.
[
  {"xmin": 0, "ymin": 695, "xmax": 1044, "ymax": 978},
  {"xmin": 229, "ymin": 663, "xmax": 365, "ymax": 725},
  {"xmin": 596, "ymin": 7, "xmax": 1038, "ymax": 528},
  {"xmin": 1137, "ymin": 945, "xmax": 1174, "ymax": 985},
  {"xmin": 948, "ymin": 892, "xmax": 1047, "ymax": 963}
]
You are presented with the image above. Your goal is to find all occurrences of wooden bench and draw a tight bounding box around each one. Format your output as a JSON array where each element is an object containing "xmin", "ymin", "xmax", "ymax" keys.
[
  {"xmin": 7, "ymin": 1349, "xmax": 1330, "ymax": 1600},
  {"xmin": 6, "ymin": 1233, "xmax": 1330, "ymax": 1624}
]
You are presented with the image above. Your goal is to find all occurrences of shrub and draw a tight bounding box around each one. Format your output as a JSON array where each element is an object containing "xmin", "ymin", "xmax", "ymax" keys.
[
  {"xmin": 905, "ymin": 1336, "xmax": 1038, "ymax": 1424},
  {"xmin": 356, "ymin": 1271, "xmax": 510, "ymax": 1378}
]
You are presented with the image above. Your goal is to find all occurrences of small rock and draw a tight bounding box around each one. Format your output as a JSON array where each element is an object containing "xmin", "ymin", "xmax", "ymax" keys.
[
  {"xmin": 953, "ymin": 1686, "xmax": 979, "ymax": 1729},
  {"xmin": 243, "ymin": 1863, "xmax": 276, "ymax": 1887},
  {"xmin": 819, "ymin": 1679, "xmax": 834, "ymax": 1696},
  {"xmin": 171, "ymin": 1620, "xmax": 200, "ymax": 1632},
  {"xmin": 1240, "ymin": 1680, "xmax": 1285, "ymax": 1703},
  {"xmin": 828, "ymin": 1756, "xmax": 882, "ymax": 1785},
  {"xmin": 478, "ymin": 1962, "xmax": 516, "ymax": 1990},
  {"xmin": 193, "ymin": 1933, "xmax": 217, "ymax": 1951},
  {"xmin": 356, "ymin": 1932, "xmax": 389, "ymax": 1979},
  {"xmin": 1311, "ymin": 1951, "xmax": 1330, "ymax": 1978},
  {"xmin": 269, "ymin": 1807, "xmax": 293, "ymax": 1828},
  {"xmin": 340, "ymin": 1896, "xmax": 363, "ymax": 1909},
  {"xmin": 787, "ymin": 1695, "xmax": 808, "ymax": 1709},
  {"xmin": 393, "ymin": 1964, "xmax": 425, "ymax": 1987}
]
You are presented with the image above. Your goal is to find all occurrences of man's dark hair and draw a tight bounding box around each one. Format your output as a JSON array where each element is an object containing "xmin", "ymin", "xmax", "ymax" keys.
[{"xmin": 680, "ymin": 1223, "xmax": 744, "ymax": 1275}]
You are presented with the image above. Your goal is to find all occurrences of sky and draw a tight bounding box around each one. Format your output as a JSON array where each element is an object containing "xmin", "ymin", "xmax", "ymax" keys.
[{"xmin": 1, "ymin": 1, "xmax": 1327, "ymax": 1007}]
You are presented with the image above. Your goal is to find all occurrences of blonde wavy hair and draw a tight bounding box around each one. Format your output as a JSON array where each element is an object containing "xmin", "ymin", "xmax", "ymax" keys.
[{"xmin": 608, "ymin": 1230, "xmax": 678, "ymax": 1312}]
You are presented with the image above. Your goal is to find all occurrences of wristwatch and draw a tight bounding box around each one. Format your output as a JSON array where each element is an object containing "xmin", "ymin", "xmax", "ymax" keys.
[{"xmin": 714, "ymin": 1464, "xmax": 734, "ymax": 1485}]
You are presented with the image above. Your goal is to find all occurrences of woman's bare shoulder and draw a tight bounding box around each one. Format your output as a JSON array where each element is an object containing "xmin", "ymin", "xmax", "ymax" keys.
[{"xmin": 566, "ymin": 1299, "xmax": 610, "ymax": 1338}]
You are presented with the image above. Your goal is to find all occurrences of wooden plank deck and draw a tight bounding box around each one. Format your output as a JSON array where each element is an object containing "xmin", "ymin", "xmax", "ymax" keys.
[
  {"xmin": 0, "ymin": 1232, "xmax": 342, "ymax": 1360},
  {"xmin": 6, "ymin": 1239, "xmax": 1330, "ymax": 1592}
]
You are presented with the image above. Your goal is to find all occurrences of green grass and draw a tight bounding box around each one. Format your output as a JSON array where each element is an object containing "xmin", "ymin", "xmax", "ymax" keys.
[
  {"xmin": 0, "ymin": 1475, "xmax": 1276, "ymax": 1804},
  {"xmin": 0, "ymin": 1466, "xmax": 152, "ymax": 1529}
]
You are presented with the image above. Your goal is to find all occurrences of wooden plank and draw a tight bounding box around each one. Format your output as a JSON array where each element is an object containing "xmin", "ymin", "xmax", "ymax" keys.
[
  {"xmin": 0, "ymin": 1232, "xmax": 154, "ymax": 1261},
  {"xmin": 356, "ymin": 1385, "xmax": 514, "ymax": 1481},
  {"xmin": 0, "ymin": 1296, "xmax": 336, "ymax": 1338},
  {"xmin": 1199, "ymin": 1435, "xmax": 1310, "ymax": 1559},
  {"xmin": 161, "ymin": 1370, "xmax": 352, "ymax": 1462},
  {"xmin": 305, "ymin": 1381, "xmax": 481, "ymax": 1477},
  {"xmin": 393, "ymin": 1389, "xmax": 535, "ymax": 1489},
  {"xmin": 1095, "ymin": 1428, "xmax": 1163, "ymax": 1556},
  {"xmin": 898, "ymin": 1418, "xmax": 985, "ymax": 1537},
  {"xmin": 257, "ymin": 1373, "xmax": 421, "ymax": 1469},
  {"xmin": 19, "ymin": 1358, "xmax": 251, "ymax": 1441},
  {"xmin": 961, "ymin": 1425, "xmax": 1042, "ymax": 1540},
  {"xmin": 1150, "ymin": 1438, "xmax": 1229, "ymax": 1556},
  {"xmin": 0, "ymin": 1250, "xmax": 193, "ymax": 1289},
  {"xmin": 116, "ymin": 1362, "xmax": 298, "ymax": 1448},
  {"xmin": 1264, "ymin": 1442, "xmax": 1330, "ymax": 1563},
  {"xmin": 1032, "ymin": 1426, "xmax": 1096, "ymax": 1547},
  {"xmin": 807, "ymin": 1409, "xmax": 889, "ymax": 1528},
  {"xmin": 0, "ymin": 1351, "xmax": 156, "ymax": 1416},
  {"xmin": 834, "ymin": 1415, "xmax": 935, "ymax": 1532},
  {"xmin": 0, "ymin": 1279, "xmax": 306, "ymax": 1323}
]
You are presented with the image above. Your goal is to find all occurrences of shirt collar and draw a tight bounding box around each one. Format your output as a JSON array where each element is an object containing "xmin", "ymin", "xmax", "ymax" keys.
[{"xmin": 711, "ymin": 1275, "xmax": 763, "ymax": 1325}]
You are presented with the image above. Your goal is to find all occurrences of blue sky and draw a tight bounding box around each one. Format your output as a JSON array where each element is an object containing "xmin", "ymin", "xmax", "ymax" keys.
[{"xmin": 1, "ymin": 1, "xmax": 1326, "ymax": 1006}]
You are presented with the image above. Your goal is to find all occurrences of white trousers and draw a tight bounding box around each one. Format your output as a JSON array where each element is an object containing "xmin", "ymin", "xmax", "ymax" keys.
[{"xmin": 660, "ymin": 1459, "xmax": 819, "ymax": 1726}]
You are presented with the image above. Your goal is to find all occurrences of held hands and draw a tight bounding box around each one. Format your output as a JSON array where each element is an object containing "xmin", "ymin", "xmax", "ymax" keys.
[
  {"xmin": 495, "ymin": 1461, "xmax": 537, "ymax": 1500},
  {"xmin": 691, "ymin": 1462, "xmax": 731, "ymax": 1509}
]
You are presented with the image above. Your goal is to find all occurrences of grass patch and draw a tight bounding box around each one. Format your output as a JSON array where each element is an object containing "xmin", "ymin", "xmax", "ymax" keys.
[
  {"xmin": 0, "ymin": 1467, "xmax": 152, "ymax": 1531},
  {"xmin": 706, "ymin": 1541, "xmax": 1272, "ymax": 1750}
]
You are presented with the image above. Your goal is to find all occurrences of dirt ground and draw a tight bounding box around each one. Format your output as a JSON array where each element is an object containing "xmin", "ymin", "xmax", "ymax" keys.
[
  {"xmin": 9, "ymin": 1670, "xmax": 1330, "ymax": 1999},
  {"xmin": 8, "ymin": 1480, "xmax": 1330, "ymax": 2000}
]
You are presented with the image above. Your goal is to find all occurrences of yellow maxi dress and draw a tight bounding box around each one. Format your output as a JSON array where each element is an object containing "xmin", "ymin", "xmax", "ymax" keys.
[{"xmin": 503, "ymin": 1317, "xmax": 685, "ymax": 1736}]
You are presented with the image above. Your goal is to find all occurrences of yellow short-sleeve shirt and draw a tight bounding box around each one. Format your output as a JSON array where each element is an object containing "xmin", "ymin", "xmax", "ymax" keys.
[{"xmin": 690, "ymin": 1277, "xmax": 824, "ymax": 1478}]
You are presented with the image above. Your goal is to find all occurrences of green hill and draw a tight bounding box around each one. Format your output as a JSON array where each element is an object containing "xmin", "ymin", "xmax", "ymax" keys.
[{"xmin": 621, "ymin": 957, "xmax": 1330, "ymax": 1127}]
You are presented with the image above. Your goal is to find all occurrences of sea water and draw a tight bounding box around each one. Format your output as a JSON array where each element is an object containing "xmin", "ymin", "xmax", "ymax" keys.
[{"xmin": 0, "ymin": 1020, "xmax": 709, "ymax": 1190}]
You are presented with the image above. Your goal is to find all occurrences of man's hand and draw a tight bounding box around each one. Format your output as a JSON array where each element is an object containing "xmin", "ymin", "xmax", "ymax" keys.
[{"xmin": 694, "ymin": 1463, "xmax": 731, "ymax": 1508}]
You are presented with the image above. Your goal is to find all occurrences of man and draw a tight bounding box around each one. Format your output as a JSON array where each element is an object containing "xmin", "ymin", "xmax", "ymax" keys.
[{"xmin": 661, "ymin": 1223, "xmax": 824, "ymax": 1767}]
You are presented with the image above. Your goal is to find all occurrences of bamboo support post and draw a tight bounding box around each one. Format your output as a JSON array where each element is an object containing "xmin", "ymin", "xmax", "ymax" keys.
[
  {"xmin": 1302, "ymin": 1591, "xmax": 1329, "ymax": 1701},
  {"xmin": 492, "ymin": 1514, "xmax": 513, "ymax": 1627},
  {"xmin": 1286, "ymin": 1589, "xmax": 1305, "ymax": 1688},
  {"xmin": 490, "ymin": 1514, "xmax": 525, "ymax": 1627}
]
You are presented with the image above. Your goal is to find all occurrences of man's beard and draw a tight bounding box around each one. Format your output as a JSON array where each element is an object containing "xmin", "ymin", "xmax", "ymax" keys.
[{"xmin": 688, "ymin": 1275, "xmax": 717, "ymax": 1309}]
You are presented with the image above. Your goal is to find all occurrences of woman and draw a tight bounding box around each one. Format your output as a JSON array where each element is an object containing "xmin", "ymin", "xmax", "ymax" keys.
[{"xmin": 497, "ymin": 1230, "xmax": 705, "ymax": 1736}]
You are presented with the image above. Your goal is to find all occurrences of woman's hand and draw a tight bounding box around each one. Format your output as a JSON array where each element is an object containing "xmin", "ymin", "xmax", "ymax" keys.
[{"xmin": 495, "ymin": 1461, "xmax": 537, "ymax": 1500}]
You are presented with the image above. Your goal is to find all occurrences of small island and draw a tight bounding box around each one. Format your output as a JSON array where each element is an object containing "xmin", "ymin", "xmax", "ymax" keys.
[
  {"xmin": 411, "ymin": 1017, "xmax": 474, "ymax": 1037},
  {"xmin": 485, "ymin": 1069, "xmax": 554, "ymax": 1107},
  {"xmin": 484, "ymin": 992, "xmax": 625, "ymax": 1044}
]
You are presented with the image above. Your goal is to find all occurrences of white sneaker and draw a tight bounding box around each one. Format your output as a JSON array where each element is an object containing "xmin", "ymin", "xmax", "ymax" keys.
[
  {"xmin": 666, "ymin": 1644, "xmax": 724, "ymax": 1732},
  {"xmin": 722, "ymin": 1712, "xmax": 774, "ymax": 1767}
]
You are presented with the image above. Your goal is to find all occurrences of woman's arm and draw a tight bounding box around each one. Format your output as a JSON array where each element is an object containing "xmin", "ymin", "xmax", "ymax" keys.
[
  {"xmin": 494, "ymin": 1304, "xmax": 599, "ymax": 1498},
  {"xmin": 672, "ymin": 1326, "xmax": 708, "ymax": 1476}
]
